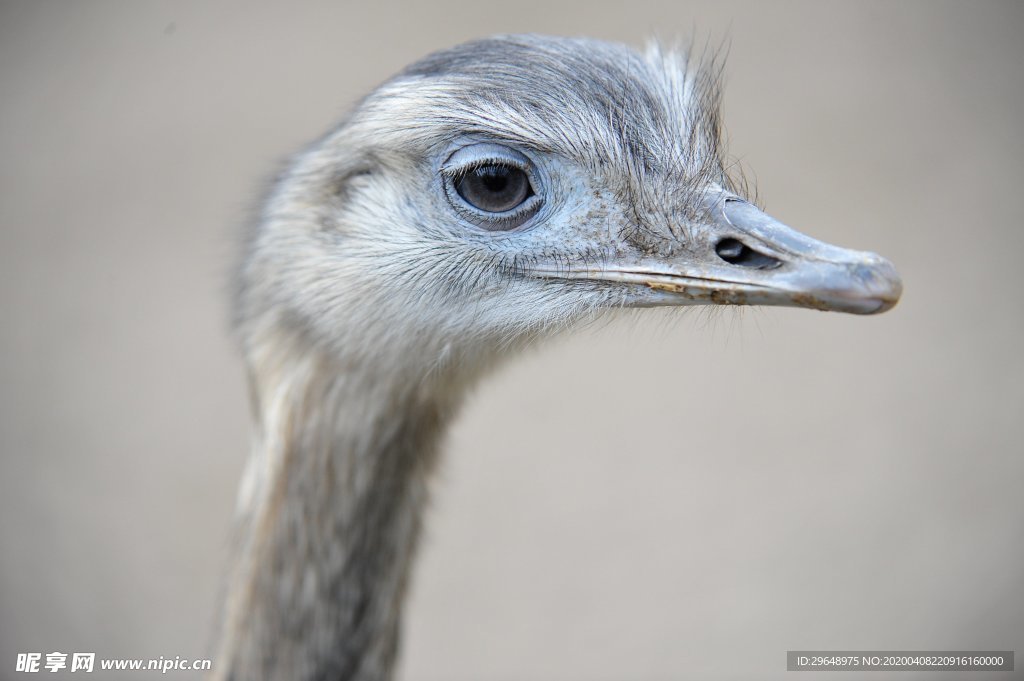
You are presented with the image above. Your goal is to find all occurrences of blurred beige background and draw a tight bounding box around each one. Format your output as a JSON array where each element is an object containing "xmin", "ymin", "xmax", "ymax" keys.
[{"xmin": 2, "ymin": 1, "xmax": 1022, "ymax": 679}]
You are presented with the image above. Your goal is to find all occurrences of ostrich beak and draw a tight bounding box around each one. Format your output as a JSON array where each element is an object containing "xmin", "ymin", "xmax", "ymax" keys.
[
  {"xmin": 542, "ymin": 191, "xmax": 903, "ymax": 315},
  {"xmin": 649, "ymin": 194, "xmax": 902, "ymax": 314},
  {"xmin": 704, "ymin": 195, "xmax": 903, "ymax": 313}
]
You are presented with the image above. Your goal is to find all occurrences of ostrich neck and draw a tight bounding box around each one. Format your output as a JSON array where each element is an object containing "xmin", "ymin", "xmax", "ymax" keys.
[{"xmin": 215, "ymin": 323, "xmax": 458, "ymax": 681}]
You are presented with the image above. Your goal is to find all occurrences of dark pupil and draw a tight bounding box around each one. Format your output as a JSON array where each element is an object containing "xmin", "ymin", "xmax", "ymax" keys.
[{"xmin": 455, "ymin": 164, "xmax": 531, "ymax": 212}]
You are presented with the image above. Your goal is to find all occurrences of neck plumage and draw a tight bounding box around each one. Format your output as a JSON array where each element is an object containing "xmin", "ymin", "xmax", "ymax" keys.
[{"xmin": 214, "ymin": 322, "xmax": 463, "ymax": 681}]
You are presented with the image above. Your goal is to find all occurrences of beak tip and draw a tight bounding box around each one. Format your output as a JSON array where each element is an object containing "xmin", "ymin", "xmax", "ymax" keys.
[
  {"xmin": 858, "ymin": 254, "xmax": 902, "ymax": 314},
  {"xmin": 793, "ymin": 252, "xmax": 903, "ymax": 315},
  {"xmin": 829, "ymin": 254, "xmax": 902, "ymax": 314}
]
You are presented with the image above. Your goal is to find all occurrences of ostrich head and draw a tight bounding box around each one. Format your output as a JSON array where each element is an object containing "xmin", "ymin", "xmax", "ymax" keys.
[
  {"xmin": 236, "ymin": 34, "xmax": 901, "ymax": 385},
  {"xmin": 221, "ymin": 34, "xmax": 903, "ymax": 681}
]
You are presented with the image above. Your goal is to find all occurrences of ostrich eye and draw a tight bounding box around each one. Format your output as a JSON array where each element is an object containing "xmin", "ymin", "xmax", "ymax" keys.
[
  {"xmin": 455, "ymin": 164, "xmax": 532, "ymax": 213},
  {"xmin": 442, "ymin": 143, "xmax": 544, "ymax": 231}
]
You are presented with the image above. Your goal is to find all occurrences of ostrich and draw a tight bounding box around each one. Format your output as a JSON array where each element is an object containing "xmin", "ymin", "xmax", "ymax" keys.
[{"xmin": 212, "ymin": 34, "xmax": 901, "ymax": 681}]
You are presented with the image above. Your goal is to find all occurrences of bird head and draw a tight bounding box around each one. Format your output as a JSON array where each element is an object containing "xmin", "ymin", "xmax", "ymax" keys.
[{"xmin": 237, "ymin": 35, "xmax": 901, "ymax": 375}]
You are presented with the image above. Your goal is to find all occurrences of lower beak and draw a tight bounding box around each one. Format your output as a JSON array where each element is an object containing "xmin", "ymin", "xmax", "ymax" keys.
[{"xmin": 543, "ymin": 193, "xmax": 902, "ymax": 315}]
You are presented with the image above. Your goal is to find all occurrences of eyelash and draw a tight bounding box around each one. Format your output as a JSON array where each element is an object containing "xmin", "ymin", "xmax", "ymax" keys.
[{"xmin": 442, "ymin": 156, "xmax": 528, "ymax": 182}]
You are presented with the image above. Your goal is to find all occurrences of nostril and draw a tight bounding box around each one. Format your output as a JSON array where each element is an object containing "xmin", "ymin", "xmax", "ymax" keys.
[
  {"xmin": 716, "ymin": 238, "xmax": 744, "ymax": 260},
  {"xmin": 715, "ymin": 238, "xmax": 782, "ymax": 269}
]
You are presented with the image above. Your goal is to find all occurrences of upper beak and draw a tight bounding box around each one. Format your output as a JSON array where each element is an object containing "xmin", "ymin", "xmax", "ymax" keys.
[{"xmin": 542, "ymin": 191, "xmax": 902, "ymax": 315}]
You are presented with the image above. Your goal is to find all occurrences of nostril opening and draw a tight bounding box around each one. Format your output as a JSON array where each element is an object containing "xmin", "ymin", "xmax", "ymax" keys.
[{"xmin": 715, "ymin": 238, "xmax": 782, "ymax": 269}]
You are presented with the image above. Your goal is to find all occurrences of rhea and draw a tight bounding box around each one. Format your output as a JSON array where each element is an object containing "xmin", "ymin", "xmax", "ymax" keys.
[{"xmin": 213, "ymin": 35, "xmax": 901, "ymax": 681}]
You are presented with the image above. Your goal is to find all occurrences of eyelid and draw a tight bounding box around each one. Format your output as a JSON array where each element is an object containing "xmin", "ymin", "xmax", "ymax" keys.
[
  {"xmin": 441, "ymin": 142, "xmax": 534, "ymax": 176},
  {"xmin": 440, "ymin": 155, "xmax": 528, "ymax": 180}
]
